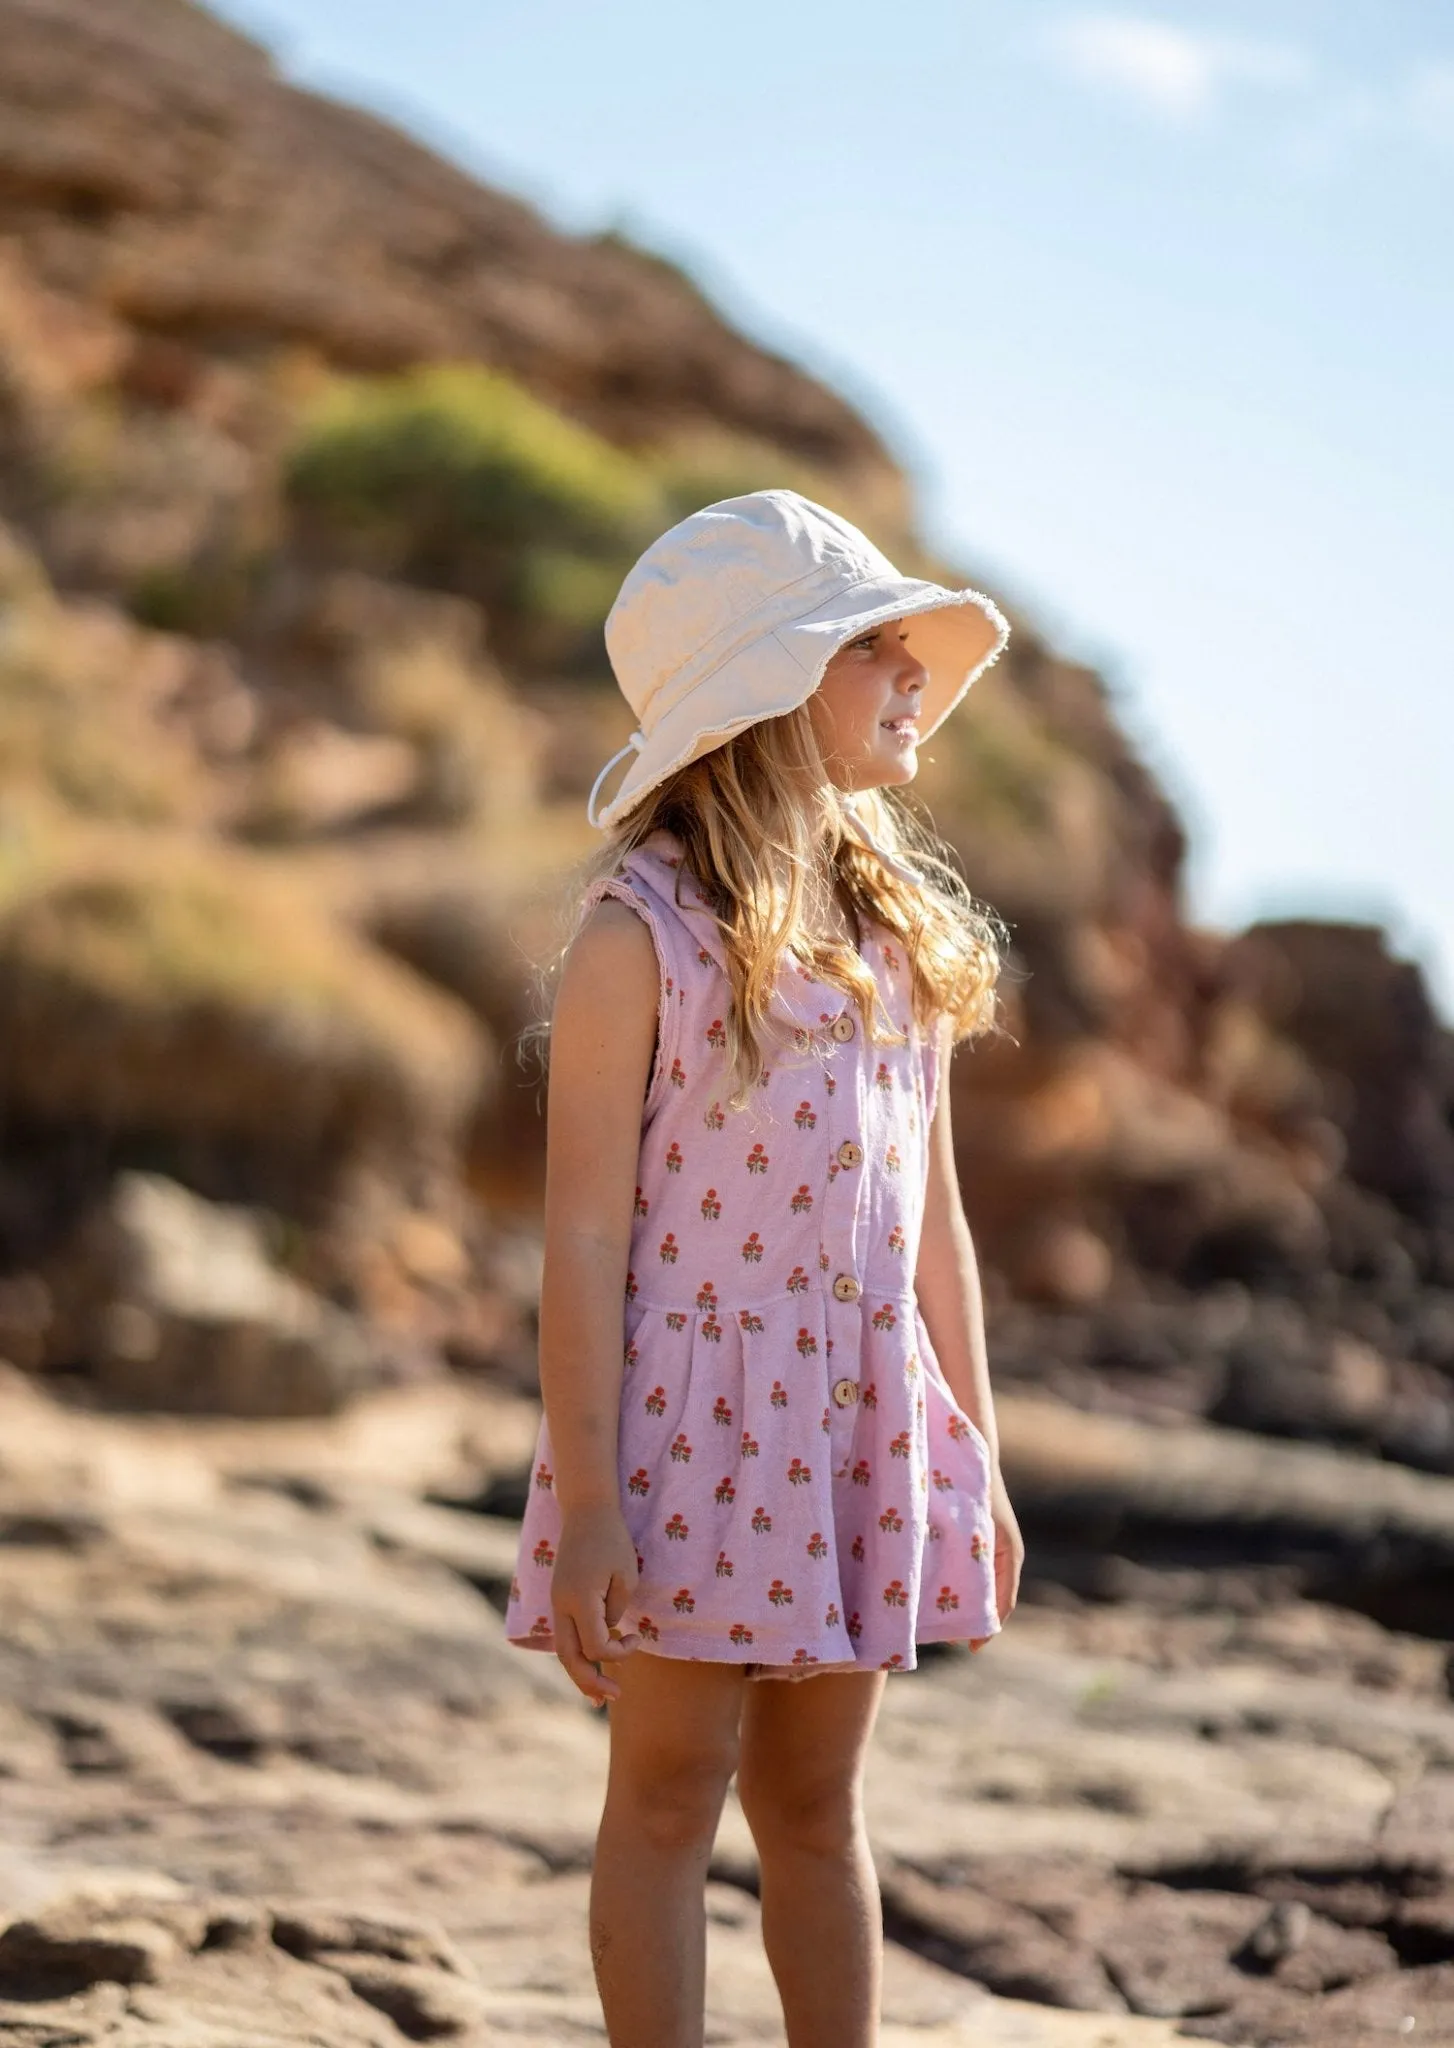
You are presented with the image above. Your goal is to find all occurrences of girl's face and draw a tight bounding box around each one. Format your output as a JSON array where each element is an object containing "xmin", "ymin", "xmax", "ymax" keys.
[{"xmin": 807, "ymin": 617, "xmax": 930, "ymax": 793}]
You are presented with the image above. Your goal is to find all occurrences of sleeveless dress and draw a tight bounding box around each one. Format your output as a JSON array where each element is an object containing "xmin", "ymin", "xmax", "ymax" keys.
[{"xmin": 504, "ymin": 825, "xmax": 1001, "ymax": 1675}]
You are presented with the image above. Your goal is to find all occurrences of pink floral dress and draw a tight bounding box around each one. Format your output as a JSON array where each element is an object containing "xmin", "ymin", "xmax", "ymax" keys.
[{"xmin": 505, "ymin": 826, "xmax": 1000, "ymax": 1675}]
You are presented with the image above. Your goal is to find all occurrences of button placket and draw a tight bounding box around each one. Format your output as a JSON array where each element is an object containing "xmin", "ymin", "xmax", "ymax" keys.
[{"xmin": 820, "ymin": 1003, "xmax": 867, "ymax": 1435}]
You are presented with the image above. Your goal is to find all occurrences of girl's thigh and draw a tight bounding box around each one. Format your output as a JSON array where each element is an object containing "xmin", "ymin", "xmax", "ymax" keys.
[
  {"xmin": 736, "ymin": 1668, "xmax": 888, "ymax": 1820},
  {"xmin": 605, "ymin": 1652, "xmax": 751, "ymax": 1794}
]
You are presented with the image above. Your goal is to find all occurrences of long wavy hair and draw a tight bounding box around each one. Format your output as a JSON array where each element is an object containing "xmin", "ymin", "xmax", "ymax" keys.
[{"xmin": 524, "ymin": 703, "xmax": 1008, "ymax": 1114}]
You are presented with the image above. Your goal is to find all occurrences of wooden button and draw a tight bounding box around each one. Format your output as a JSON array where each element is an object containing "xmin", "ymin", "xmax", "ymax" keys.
[
  {"xmin": 831, "ymin": 1377, "xmax": 860, "ymax": 1408},
  {"xmin": 830, "ymin": 1013, "xmax": 856, "ymax": 1042},
  {"xmin": 832, "ymin": 1273, "xmax": 861, "ymax": 1302},
  {"xmin": 836, "ymin": 1140, "xmax": 863, "ymax": 1168}
]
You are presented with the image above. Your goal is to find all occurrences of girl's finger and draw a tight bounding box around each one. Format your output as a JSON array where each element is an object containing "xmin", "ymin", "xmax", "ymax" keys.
[
  {"xmin": 555, "ymin": 1612, "xmax": 621, "ymax": 1704},
  {"xmin": 602, "ymin": 1572, "xmax": 640, "ymax": 1647}
]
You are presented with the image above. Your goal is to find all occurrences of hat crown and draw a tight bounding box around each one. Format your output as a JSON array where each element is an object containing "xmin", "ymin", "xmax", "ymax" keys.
[{"xmin": 605, "ymin": 490, "xmax": 900, "ymax": 731}]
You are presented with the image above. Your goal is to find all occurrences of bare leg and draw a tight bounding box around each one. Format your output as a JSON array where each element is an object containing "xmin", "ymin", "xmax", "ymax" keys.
[
  {"xmin": 736, "ymin": 1669, "xmax": 888, "ymax": 2048},
  {"xmin": 590, "ymin": 1654, "xmax": 748, "ymax": 2048}
]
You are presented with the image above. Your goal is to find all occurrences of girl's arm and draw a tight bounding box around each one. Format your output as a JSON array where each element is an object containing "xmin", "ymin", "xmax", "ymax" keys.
[
  {"xmin": 913, "ymin": 1015, "xmax": 1000, "ymax": 1464},
  {"xmin": 537, "ymin": 894, "xmax": 659, "ymax": 1699}
]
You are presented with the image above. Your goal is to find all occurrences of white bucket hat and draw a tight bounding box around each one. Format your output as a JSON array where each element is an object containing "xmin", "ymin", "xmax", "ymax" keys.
[{"xmin": 585, "ymin": 490, "xmax": 1010, "ymax": 861}]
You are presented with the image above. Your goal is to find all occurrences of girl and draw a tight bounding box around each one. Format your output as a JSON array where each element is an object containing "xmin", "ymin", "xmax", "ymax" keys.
[{"xmin": 505, "ymin": 489, "xmax": 1024, "ymax": 2048}]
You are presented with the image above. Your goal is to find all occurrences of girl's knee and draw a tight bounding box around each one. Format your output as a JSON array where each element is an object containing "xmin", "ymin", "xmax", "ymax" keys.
[
  {"xmin": 608, "ymin": 1731, "xmax": 740, "ymax": 1853},
  {"xmin": 737, "ymin": 1763, "xmax": 864, "ymax": 1860}
]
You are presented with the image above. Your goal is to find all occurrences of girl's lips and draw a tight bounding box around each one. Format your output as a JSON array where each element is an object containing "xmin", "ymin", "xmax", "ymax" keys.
[{"xmin": 881, "ymin": 720, "xmax": 919, "ymax": 740}]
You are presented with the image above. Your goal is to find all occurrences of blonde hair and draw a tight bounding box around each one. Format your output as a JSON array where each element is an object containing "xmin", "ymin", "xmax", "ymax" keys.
[{"xmin": 523, "ymin": 705, "xmax": 1007, "ymax": 1114}]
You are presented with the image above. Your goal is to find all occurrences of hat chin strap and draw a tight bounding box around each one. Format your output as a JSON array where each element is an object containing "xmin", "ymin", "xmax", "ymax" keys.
[
  {"xmin": 841, "ymin": 798, "xmax": 924, "ymax": 888},
  {"xmin": 586, "ymin": 728, "xmax": 646, "ymax": 829}
]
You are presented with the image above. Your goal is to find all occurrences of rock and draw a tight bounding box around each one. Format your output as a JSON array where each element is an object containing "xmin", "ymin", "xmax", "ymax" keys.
[{"xmin": 54, "ymin": 1171, "xmax": 397, "ymax": 1415}]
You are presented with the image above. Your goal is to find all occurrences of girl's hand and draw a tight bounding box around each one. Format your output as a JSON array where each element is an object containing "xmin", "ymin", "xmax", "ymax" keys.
[
  {"xmin": 969, "ymin": 1464, "xmax": 1024, "ymax": 1653},
  {"xmin": 550, "ymin": 1505, "xmax": 642, "ymax": 1705}
]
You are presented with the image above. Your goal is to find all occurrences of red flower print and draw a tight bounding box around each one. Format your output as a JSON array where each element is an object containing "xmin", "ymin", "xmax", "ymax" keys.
[
  {"xmin": 665, "ymin": 1310, "xmax": 688, "ymax": 1332},
  {"xmin": 770, "ymin": 1380, "xmax": 789, "ymax": 1407},
  {"xmin": 534, "ymin": 1462, "xmax": 554, "ymax": 1491},
  {"xmin": 792, "ymin": 1026, "xmax": 811, "ymax": 1049},
  {"xmin": 742, "ymin": 1232, "xmax": 764, "ymax": 1263},
  {"xmin": 884, "ymin": 1144, "xmax": 901, "ymax": 1172},
  {"xmin": 624, "ymin": 1340, "xmax": 639, "ymax": 1370},
  {"xmin": 936, "ymin": 1585, "xmax": 960, "ymax": 1612},
  {"xmin": 664, "ymin": 1513, "xmax": 689, "ymax": 1542},
  {"xmin": 715, "ymin": 1476, "xmax": 736, "ymax": 1506},
  {"xmin": 791, "ymin": 1184, "xmax": 814, "ymax": 1214},
  {"xmin": 928, "ymin": 1521, "xmax": 943, "ymax": 1542},
  {"xmin": 716, "ymin": 1552, "xmax": 734, "ymax": 1578},
  {"xmin": 508, "ymin": 1575, "xmax": 521, "ymax": 1603},
  {"xmin": 756, "ymin": 1066, "xmax": 773, "ymax": 1089},
  {"xmin": 627, "ymin": 1468, "xmax": 651, "ymax": 1496},
  {"xmin": 665, "ymin": 1143, "xmax": 683, "ymax": 1174},
  {"xmin": 862, "ymin": 1382, "xmax": 878, "ymax": 1409},
  {"xmin": 883, "ymin": 944, "xmax": 900, "ymax": 974},
  {"xmin": 932, "ymin": 1468, "xmax": 954, "ymax": 1492},
  {"xmin": 948, "ymin": 1413, "xmax": 973, "ymax": 1442},
  {"xmin": 697, "ymin": 946, "xmax": 712, "ymax": 966},
  {"xmin": 713, "ymin": 1396, "xmax": 733, "ymax": 1427},
  {"xmin": 704, "ymin": 1099, "xmax": 725, "ymax": 1130},
  {"xmin": 669, "ymin": 1057, "xmax": 686, "ymax": 1088},
  {"xmin": 767, "ymin": 1579, "xmax": 794, "ymax": 1607},
  {"xmin": 904, "ymin": 1350, "xmax": 919, "ymax": 1379},
  {"xmin": 786, "ymin": 1458, "xmax": 811, "ymax": 1486},
  {"xmin": 807, "ymin": 1530, "xmax": 828, "ymax": 1559},
  {"xmin": 971, "ymin": 1530, "xmax": 990, "ymax": 1561},
  {"xmin": 851, "ymin": 1534, "xmax": 865, "ymax": 1562},
  {"xmin": 887, "ymin": 1224, "xmax": 906, "ymax": 1255},
  {"xmin": 875, "ymin": 1061, "xmax": 893, "ymax": 1092},
  {"xmin": 881, "ymin": 1653, "xmax": 906, "ymax": 1671},
  {"xmin": 786, "ymin": 1265, "xmax": 809, "ymax": 1295},
  {"xmin": 738, "ymin": 1309, "xmax": 765, "ymax": 1335},
  {"xmin": 644, "ymin": 1386, "xmax": 667, "ymax": 1417},
  {"xmin": 746, "ymin": 1143, "xmax": 770, "ymax": 1175},
  {"xmin": 741, "ymin": 1432, "xmax": 759, "ymax": 1457},
  {"xmin": 878, "ymin": 1506, "xmax": 903, "ymax": 1534},
  {"xmin": 625, "ymin": 1269, "xmax": 639, "ymax": 1299},
  {"xmin": 696, "ymin": 1280, "xmax": 719, "ymax": 1312},
  {"xmin": 638, "ymin": 1616, "xmax": 660, "ymax": 1642},
  {"xmin": 706, "ymin": 1016, "xmax": 727, "ymax": 1048},
  {"xmin": 533, "ymin": 1539, "xmax": 556, "ymax": 1566},
  {"xmin": 528, "ymin": 1614, "xmax": 551, "ymax": 1639},
  {"xmin": 670, "ymin": 1433, "xmax": 693, "ymax": 1463},
  {"xmin": 673, "ymin": 1587, "xmax": 697, "ymax": 1614},
  {"xmin": 794, "ymin": 1100, "xmax": 818, "ymax": 1130},
  {"xmin": 818, "ymin": 1248, "xmax": 830, "ymax": 1270},
  {"xmin": 851, "ymin": 1460, "xmax": 871, "ymax": 1487},
  {"xmin": 826, "ymin": 1603, "xmax": 841, "ymax": 1627},
  {"xmin": 634, "ymin": 1186, "xmax": 649, "ymax": 1218},
  {"xmin": 889, "ymin": 1430, "xmax": 911, "ymax": 1459},
  {"xmin": 846, "ymin": 1611, "xmax": 863, "ymax": 1640},
  {"xmin": 659, "ymin": 1232, "xmax": 679, "ymax": 1263},
  {"xmin": 790, "ymin": 1648, "xmax": 819, "ymax": 1668},
  {"xmin": 794, "ymin": 1329, "xmax": 818, "ymax": 1358},
  {"xmin": 728, "ymin": 1622, "xmax": 754, "ymax": 1647},
  {"xmin": 825, "ymin": 1072, "xmax": 838, "ymax": 1097},
  {"xmin": 872, "ymin": 1302, "xmax": 898, "ymax": 1331},
  {"xmin": 751, "ymin": 1505, "xmax": 773, "ymax": 1534},
  {"xmin": 700, "ymin": 1188, "xmax": 722, "ymax": 1222},
  {"xmin": 825, "ymin": 1336, "xmax": 835, "ymax": 1355},
  {"xmin": 821, "ymin": 1406, "xmax": 831, "ymax": 1433},
  {"xmin": 702, "ymin": 1316, "xmax": 723, "ymax": 1344},
  {"xmin": 883, "ymin": 1580, "xmax": 909, "ymax": 1608}
]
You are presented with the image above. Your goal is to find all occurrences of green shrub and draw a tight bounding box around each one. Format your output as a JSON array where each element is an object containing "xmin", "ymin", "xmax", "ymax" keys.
[{"xmin": 285, "ymin": 365, "xmax": 666, "ymax": 663}]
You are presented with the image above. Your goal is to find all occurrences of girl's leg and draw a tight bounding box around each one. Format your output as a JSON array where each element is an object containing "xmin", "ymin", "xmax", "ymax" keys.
[
  {"xmin": 591, "ymin": 1653, "xmax": 748, "ymax": 2048},
  {"xmin": 735, "ymin": 1668, "xmax": 889, "ymax": 2048}
]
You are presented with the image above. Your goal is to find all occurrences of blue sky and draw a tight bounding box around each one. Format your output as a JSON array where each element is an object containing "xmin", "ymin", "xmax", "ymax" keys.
[{"xmin": 215, "ymin": 0, "xmax": 1454, "ymax": 1012}]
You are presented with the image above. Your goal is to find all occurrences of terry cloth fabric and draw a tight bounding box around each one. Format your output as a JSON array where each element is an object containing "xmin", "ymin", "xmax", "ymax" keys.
[{"xmin": 504, "ymin": 827, "xmax": 1000, "ymax": 1676}]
